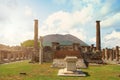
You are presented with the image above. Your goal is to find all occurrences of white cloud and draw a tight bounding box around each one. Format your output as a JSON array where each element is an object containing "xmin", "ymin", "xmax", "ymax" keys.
[
  {"xmin": 39, "ymin": 7, "xmax": 93, "ymax": 42},
  {"xmin": 0, "ymin": 0, "xmax": 35, "ymax": 46},
  {"xmin": 45, "ymin": 11, "xmax": 73, "ymax": 30},
  {"xmin": 103, "ymin": 31, "xmax": 120, "ymax": 48},
  {"xmin": 73, "ymin": 4, "xmax": 93, "ymax": 24},
  {"xmin": 104, "ymin": 30, "xmax": 120, "ymax": 40},
  {"xmin": 69, "ymin": 28, "xmax": 86, "ymax": 41},
  {"xmin": 89, "ymin": 37, "xmax": 96, "ymax": 43},
  {"xmin": 101, "ymin": 12, "xmax": 120, "ymax": 27},
  {"xmin": 24, "ymin": 6, "xmax": 33, "ymax": 17}
]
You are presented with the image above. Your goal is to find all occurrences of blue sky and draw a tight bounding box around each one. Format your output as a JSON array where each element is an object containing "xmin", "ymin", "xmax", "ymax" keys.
[{"xmin": 0, "ymin": 0, "xmax": 120, "ymax": 48}]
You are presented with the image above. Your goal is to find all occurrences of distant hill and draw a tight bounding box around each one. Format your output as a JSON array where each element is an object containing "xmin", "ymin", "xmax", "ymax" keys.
[{"xmin": 42, "ymin": 34, "xmax": 88, "ymax": 46}]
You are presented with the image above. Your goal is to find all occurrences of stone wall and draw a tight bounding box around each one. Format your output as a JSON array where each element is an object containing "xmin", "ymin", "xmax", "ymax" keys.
[
  {"xmin": 0, "ymin": 47, "xmax": 33, "ymax": 64},
  {"xmin": 53, "ymin": 50, "xmax": 82, "ymax": 59}
]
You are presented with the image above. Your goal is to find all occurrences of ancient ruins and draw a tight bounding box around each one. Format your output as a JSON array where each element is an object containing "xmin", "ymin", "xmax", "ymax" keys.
[
  {"xmin": 0, "ymin": 45, "xmax": 32, "ymax": 64},
  {"xmin": 0, "ymin": 19, "xmax": 120, "ymax": 67}
]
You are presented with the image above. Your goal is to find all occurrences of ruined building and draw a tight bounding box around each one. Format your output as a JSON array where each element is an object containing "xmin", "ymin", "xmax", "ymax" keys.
[
  {"xmin": 32, "ymin": 19, "xmax": 102, "ymax": 64},
  {"xmin": 1, "ymin": 20, "xmax": 119, "ymax": 65},
  {"xmin": 32, "ymin": 19, "xmax": 120, "ymax": 65}
]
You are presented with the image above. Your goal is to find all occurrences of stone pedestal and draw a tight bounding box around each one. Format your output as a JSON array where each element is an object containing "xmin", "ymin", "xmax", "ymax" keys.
[
  {"xmin": 65, "ymin": 56, "xmax": 77, "ymax": 71},
  {"xmin": 58, "ymin": 56, "xmax": 86, "ymax": 77}
]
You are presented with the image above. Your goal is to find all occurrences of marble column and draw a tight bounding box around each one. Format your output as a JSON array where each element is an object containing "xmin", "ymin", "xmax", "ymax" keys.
[{"xmin": 96, "ymin": 21, "xmax": 101, "ymax": 52}]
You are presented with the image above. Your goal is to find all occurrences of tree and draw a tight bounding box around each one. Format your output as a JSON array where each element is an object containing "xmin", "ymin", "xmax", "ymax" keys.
[{"xmin": 21, "ymin": 40, "xmax": 40, "ymax": 47}]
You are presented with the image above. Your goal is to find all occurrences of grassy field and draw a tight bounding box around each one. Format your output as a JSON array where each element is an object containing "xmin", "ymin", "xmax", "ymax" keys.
[{"xmin": 0, "ymin": 60, "xmax": 120, "ymax": 80}]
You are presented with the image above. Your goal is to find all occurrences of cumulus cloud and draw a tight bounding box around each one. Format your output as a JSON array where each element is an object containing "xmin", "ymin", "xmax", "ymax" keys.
[
  {"xmin": 0, "ymin": 0, "xmax": 35, "ymax": 46},
  {"xmin": 103, "ymin": 31, "xmax": 120, "ymax": 48},
  {"xmin": 101, "ymin": 12, "xmax": 120, "ymax": 27},
  {"xmin": 24, "ymin": 6, "xmax": 33, "ymax": 17},
  {"xmin": 39, "ymin": 8, "xmax": 94, "ymax": 42}
]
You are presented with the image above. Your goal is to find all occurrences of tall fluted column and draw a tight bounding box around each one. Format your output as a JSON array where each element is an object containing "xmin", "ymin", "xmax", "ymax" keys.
[{"xmin": 96, "ymin": 21, "xmax": 101, "ymax": 51}]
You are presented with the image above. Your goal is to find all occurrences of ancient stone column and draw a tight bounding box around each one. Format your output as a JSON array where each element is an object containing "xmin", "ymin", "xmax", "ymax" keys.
[
  {"xmin": 34, "ymin": 19, "xmax": 39, "ymax": 51},
  {"xmin": 109, "ymin": 49, "xmax": 113, "ymax": 61},
  {"xmin": 96, "ymin": 21, "xmax": 101, "ymax": 52},
  {"xmin": 93, "ymin": 47, "xmax": 96, "ymax": 53},
  {"xmin": 0, "ymin": 52, "xmax": 4, "ymax": 63},
  {"xmin": 105, "ymin": 48, "xmax": 108, "ymax": 60},
  {"xmin": 13, "ymin": 53, "xmax": 16, "ymax": 61},
  {"xmin": 0, "ymin": 52, "xmax": 2, "ymax": 63},
  {"xmin": 116, "ymin": 46, "xmax": 119, "ymax": 61},
  {"xmin": 111, "ymin": 49, "xmax": 113, "ymax": 61},
  {"xmin": 73, "ymin": 43, "xmax": 80, "ymax": 50},
  {"xmin": 31, "ymin": 19, "xmax": 39, "ymax": 62},
  {"xmin": 18, "ymin": 51, "xmax": 21, "ymax": 60},
  {"xmin": 52, "ymin": 42, "xmax": 60, "ymax": 50},
  {"xmin": 7, "ymin": 52, "xmax": 11, "ymax": 62},
  {"xmin": 39, "ymin": 36, "xmax": 43, "ymax": 64},
  {"xmin": 113, "ymin": 49, "xmax": 116, "ymax": 59},
  {"xmin": 84, "ymin": 47, "xmax": 88, "ymax": 52},
  {"xmin": 102, "ymin": 49, "xmax": 105, "ymax": 60},
  {"xmin": 90, "ymin": 44, "xmax": 94, "ymax": 52}
]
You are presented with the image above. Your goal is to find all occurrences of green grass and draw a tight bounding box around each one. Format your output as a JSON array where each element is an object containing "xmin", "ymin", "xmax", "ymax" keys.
[{"xmin": 0, "ymin": 61, "xmax": 120, "ymax": 80}]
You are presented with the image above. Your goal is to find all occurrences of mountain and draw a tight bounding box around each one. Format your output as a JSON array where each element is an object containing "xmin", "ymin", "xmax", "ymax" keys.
[{"xmin": 42, "ymin": 34, "xmax": 88, "ymax": 47}]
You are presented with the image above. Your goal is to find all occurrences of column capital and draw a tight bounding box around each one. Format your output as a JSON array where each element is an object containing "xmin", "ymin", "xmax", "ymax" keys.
[{"xmin": 96, "ymin": 20, "xmax": 100, "ymax": 23}]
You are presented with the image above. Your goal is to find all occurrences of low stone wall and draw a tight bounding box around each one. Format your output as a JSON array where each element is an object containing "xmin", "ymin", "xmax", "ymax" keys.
[
  {"xmin": 52, "ymin": 59, "xmax": 87, "ymax": 68},
  {"xmin": 54, "ymin": 50, "xmax": 81, "ymax": 59}
]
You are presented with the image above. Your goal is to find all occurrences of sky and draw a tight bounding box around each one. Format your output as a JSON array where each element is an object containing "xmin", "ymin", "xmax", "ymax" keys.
[{"xmin": 0, "ymin": 0, "xmax": 120, "ymax": 48}]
